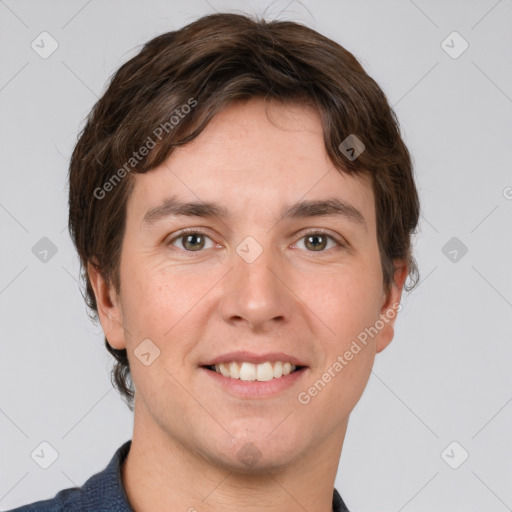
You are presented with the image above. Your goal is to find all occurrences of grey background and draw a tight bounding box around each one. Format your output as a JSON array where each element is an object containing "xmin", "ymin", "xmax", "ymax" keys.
[{"xmin": 1, "ymin": 0, "xmax": 511, "ymax": 510}]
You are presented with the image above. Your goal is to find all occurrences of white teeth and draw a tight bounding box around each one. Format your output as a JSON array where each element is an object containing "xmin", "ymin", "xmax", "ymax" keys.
[
  {"xmin": 228, "ymin": 361, "xmax": 240, "ymax": 379},
  {"xmin": 213, "ymin": 361, "xmax": 299, "ymax": 381},
  {"xmin": 256, "ymin": 362, "xmax": 274, "ymax": 381},
  {"xmin": 239, "ymin": 362, "xmax": 257, "ymax": 381},
  {"xmin": 273, "ymin": 361, "xmax": 283, "ymax": 378},
  {"xmin": 216, "ymin": 363, "xmax": 230, "ymax": 378}
]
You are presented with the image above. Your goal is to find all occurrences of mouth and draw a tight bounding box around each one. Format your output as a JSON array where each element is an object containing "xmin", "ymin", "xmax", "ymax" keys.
[
  {"xmin": 200, "ymin": 360, "xmax": 308, "ymax": 398},
  {"xmin": 201, "ymin": 361, "xmax": 307, "ymax": 382}
]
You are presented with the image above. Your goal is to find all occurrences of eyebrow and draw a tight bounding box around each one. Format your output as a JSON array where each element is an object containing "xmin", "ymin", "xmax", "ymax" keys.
[{"xmin": 142, "ymin": 196, "xmax": 366, "ymax": 228}]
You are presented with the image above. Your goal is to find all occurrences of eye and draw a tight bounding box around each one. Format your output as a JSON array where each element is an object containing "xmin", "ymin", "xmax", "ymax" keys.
[
  {"xmin": 168, "ymin": 230, "xmax": 216, "ymax": 252},
  {"xmin": 167, "ymin": 229, "xmax": 344, "ymax": 255},
  {"xmin": 294, "ymin": 230, "xmax": 343, "ymax": 252}
]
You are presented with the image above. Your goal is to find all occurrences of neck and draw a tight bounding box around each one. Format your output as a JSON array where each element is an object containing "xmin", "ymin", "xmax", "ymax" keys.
[{"xmin": 121, "ymin": 403, "xmax": 347, "ymax": 512}]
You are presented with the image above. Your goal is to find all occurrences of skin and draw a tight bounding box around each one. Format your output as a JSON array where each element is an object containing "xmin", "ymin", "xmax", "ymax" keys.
[{"xmin": 88, "ymin": 97, "xmax": 407, "ymax": 512}]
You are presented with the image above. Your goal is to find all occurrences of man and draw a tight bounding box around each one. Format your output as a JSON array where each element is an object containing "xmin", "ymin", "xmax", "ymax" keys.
[{"xmin": 9, "ymin": 11, "xmax": 419, "ymax": 512}]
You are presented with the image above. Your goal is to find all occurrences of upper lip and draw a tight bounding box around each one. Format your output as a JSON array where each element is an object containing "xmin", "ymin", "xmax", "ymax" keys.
[{"xmin": 200, "ymin": 351, "xmax": 308, "ymax": 367}]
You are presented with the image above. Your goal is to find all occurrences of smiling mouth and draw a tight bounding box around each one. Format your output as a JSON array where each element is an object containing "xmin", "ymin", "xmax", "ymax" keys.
[{"xmin": 202, "ymin": 362, "xmax": 306, "ymax": 381}]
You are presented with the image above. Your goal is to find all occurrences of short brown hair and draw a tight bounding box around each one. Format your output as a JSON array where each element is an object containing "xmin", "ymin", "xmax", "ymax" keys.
[{"xmin": 68, "ymin": 12, "xmax": 420, "ymax": 411}]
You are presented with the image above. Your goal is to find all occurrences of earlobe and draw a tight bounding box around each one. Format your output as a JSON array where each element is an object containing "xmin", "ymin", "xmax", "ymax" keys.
[
  {"xmin": 376, "ymin": 261, "xmax": 408, "ymax": 353},
  {"xmin": 87, "ymin": 260, "xmax": 126, "ymax": 350}
]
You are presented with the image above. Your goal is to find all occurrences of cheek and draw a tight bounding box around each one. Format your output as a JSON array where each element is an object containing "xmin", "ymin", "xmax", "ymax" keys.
[
  {"xmin": 119, "ymin": 266, "xmax": 201, "ymax": 400},
  {"xmin": 120, "ymin": 255, "xmax": 199, "ymax": 328},
  {"xmin": 119, "ymin": 260, "xmax": 217, "ymax": 369},
  {"xmin": 318, "ymin": 263, "xmax": 383, "ymax": 337},
  {"xmin": 305, "ymin": 263, "xmax": 382, "ymax": 400}
]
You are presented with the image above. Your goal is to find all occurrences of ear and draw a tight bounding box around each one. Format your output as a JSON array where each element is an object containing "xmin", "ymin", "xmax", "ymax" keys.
[
  {"xmin": 87, "ymin": 259, "xmax": 127, "ymax": 350},
  {"xmin": 375, "ymin": 260, "xmax": 408, "ymax": 354}
]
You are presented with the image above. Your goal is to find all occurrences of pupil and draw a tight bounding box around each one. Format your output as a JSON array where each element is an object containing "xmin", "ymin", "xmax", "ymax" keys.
[
  {"xmin": 307, "ymin": 234, "xmax": 326, "ymax": 251},
  {"xmin": 185, "ymin": 234, "xmax": 204, "ymax": 250}
]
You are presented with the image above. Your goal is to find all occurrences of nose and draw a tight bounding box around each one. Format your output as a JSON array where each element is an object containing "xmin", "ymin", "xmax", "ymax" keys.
[{"xmin": 218, "ymin": 244, "xmax": 291, "ymax": 331}]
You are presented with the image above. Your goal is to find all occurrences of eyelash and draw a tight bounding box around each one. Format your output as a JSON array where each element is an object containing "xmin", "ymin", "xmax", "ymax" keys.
[{"xmin": 167, "ymin": 228, "xmax": 346, "ymax": 255}]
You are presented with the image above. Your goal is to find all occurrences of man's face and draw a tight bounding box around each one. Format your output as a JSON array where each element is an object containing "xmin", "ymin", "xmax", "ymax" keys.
[{"xmin": 96, "ymin": 97, "xmax": 404, "ymax": 470}]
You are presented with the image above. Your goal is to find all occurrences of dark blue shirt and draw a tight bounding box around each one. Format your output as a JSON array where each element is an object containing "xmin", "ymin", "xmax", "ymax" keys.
[{"xmin": 6, "ymin": 440, "xmax": 350, "ymax": 511}]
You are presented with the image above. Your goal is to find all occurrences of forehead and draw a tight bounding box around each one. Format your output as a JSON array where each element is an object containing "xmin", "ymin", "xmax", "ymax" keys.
[{"xmin": 127, "ymin": 97, "xmax": 375, "ymax": 230}]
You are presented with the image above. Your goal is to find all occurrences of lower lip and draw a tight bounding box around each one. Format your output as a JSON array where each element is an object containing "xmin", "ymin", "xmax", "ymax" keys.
[{"xmin": 200, "ymin": 367, "xmax": 308, "ymax": 398}]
